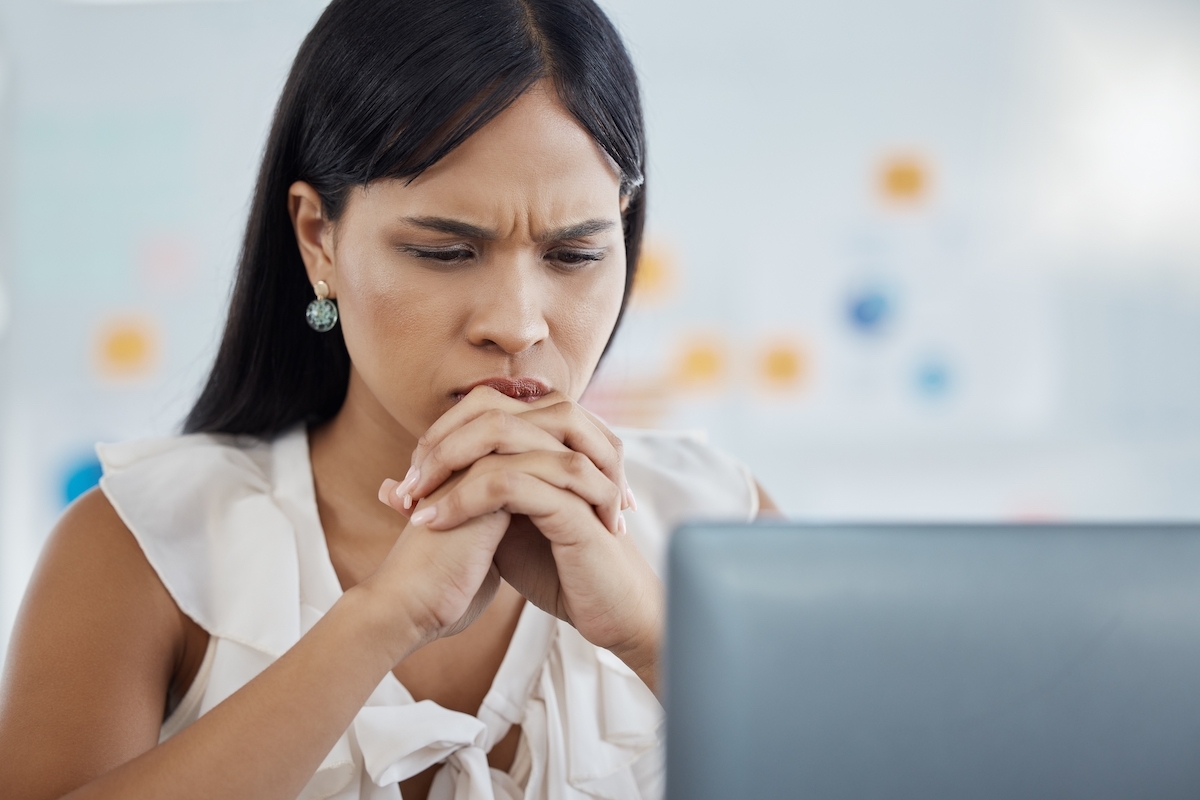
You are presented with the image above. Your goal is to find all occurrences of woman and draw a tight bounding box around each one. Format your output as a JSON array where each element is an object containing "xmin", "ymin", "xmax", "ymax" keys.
[{"xmin": 0, "ymin": 1, "xmax": 774, "ymax": 798}]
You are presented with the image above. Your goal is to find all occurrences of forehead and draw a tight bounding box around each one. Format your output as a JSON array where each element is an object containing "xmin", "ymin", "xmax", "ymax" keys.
[{"xmin": 352, "ymin": 83, "xmax": 624, "ymax": 226}]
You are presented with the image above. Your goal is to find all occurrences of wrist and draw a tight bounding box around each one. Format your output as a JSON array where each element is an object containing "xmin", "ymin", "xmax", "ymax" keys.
[
  {"xmin": 339, "ymin": 579, "xmax": 433, "ymax": 668},
  {"xmin": 607, "ymin": 587, "xmax": 664, "ymax": 696}
]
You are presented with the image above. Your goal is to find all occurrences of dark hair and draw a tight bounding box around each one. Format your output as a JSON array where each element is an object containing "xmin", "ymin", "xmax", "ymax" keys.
[{"xmin": 185, "ymin": 0, "xmax": 645, "ymax": 436}]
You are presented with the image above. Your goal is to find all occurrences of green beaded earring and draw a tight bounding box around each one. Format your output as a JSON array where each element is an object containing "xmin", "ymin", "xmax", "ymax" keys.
[{"xmin": 305, "ymin": 280, "xmax": 339, "ymax": 332}]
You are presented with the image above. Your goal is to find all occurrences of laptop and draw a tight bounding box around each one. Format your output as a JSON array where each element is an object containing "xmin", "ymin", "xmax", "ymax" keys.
[{"xmin": 665, "ymin": 523, "xmax": 1200, "ymax": 799}]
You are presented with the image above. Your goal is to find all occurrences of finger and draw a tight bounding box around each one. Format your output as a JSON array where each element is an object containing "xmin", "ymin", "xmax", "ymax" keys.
[
  {"xmin": 412, "ymin": 469, "xmax": 619, "ymax": 545},
  {"xmin": 411, "ymin": 453, "xmax": 623, "ymax": 535},
  {"xmin": 404, "ymin": 410, "xmax": 570, "ymax": 504},
  {"xmin": 515, "ymin": 400, "xmax": 631, "ymax": 510},
  {"xmin": 394, "ymin": 385, "xmax": 560, "ymax": 504},
  {"xmin": 575, "ymin": 406, "xmax": 636, "ymax": 511},
  {"xmin": 471, "ymin": 450, "xmax": 624, "ymax": 533},
  {"xmin": 411, "ymin": 385, "xmax": 560, "ymax": 470},
  {"xmin": 378, "ymin": 477, "xmax": 417, "ymax": 517}
]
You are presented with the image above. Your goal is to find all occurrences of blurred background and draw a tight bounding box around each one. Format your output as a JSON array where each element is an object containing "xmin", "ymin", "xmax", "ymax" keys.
[{"xmin": 1, "ymin": 0, "xmax": 1199, "ymax": 660}]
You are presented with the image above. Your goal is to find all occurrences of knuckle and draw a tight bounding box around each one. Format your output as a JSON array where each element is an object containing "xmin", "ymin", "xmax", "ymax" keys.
[
  {"xmin": 562, "ymin": 450, "xmax": 589, "ymax": 477},
  {"xmin": 440, "ymin": 491, "xmax": 463, "ymax": 518},
  {"xmin": 486, "ymin": 470, "xmax": 517, "ymax": 500},
  {"xmin": 556, "ymin": 450, "xmax": 575, "ymax": 471}
]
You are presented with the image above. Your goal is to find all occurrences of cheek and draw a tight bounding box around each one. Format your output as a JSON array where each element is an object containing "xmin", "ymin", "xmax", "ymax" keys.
[
  {"xmin": 336, "ymin": 253, "xmax": 411, "ymax": 360},
  {"xmin": 332, "ymin": 247, "xmax": 460, "ymax": 412},
  {"xmin": 556, "ymin": 257, "xmax": 627, "ymax": 368}
]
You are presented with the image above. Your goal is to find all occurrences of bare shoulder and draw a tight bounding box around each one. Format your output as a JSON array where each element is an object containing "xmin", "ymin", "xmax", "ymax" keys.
[
  {"xmin": 16, "ymin": 488, "xmax": 188, "ymax": 650},
  {"xmin": 28, "ymin": 486, "xmax": 169, "ymax": 596},
  {"xmin": 0, "ymin": 488, "xmax": 204, "ymax": 799}
]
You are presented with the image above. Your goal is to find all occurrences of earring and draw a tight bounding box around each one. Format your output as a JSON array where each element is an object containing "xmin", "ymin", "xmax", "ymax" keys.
[{"xmin": 305, "ymin": 280, "xmax": 339, "ymax": 332}]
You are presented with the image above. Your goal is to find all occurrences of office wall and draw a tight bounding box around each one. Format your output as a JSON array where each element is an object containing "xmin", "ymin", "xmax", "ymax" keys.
[
  {"xmin": 595, "ymin": 0, "xmax": 1200, "ymax": 523},
  {"xmin": 2, "ymin": 0, "xmax": 1199, "ymax": 659}
]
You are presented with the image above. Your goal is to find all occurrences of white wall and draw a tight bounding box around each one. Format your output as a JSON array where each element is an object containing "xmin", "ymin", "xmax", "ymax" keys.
[{"xmin": 2, "ymin": 0, "xmax": 1199, "ymax": 662}]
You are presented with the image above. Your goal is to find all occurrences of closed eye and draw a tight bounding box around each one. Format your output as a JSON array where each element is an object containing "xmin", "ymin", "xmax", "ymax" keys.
[
  {"xmin": 548, "ymin": 249, "xmax": 606, "ymax": 269},
  {"xmin": 403, "ymin": 246, "xmax": 475, "ymax": 263}
]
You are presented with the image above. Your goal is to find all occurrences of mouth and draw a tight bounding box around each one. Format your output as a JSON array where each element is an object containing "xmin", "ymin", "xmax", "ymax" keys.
[{"xmin": 453, "ymin": 377, "xmax": 551, "ymax": 403}]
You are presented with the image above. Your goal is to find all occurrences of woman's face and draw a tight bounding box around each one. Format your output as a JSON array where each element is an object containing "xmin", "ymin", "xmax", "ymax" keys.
[{"xmin": 299, "ymin": 82, "xmax": 629, "ymax": 438}]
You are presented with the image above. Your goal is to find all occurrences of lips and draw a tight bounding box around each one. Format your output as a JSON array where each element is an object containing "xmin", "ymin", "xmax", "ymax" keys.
[{"xmin": 454, "ymin": 377, "xmax": 551, "ymax": 402}]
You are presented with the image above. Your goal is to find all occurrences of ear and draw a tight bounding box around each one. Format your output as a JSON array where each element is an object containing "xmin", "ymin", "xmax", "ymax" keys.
[
  {"xmin": 619, "ymin": 194, "xmax": 631, "ymax": 215},
  {"xmin": 288, "ymin": 181, "xmax": 337, "ymax": 297}
]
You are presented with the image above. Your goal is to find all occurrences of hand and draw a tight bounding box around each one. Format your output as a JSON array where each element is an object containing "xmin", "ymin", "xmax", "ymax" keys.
[
  {"xmin": 361, "ymin": 472, "xmax": 510, "ymax": 656},
  {"xmin": 378, "ymin": 387, "xmax": 663, "ymax": 679},
  {"xmin": 395, "ymin": 386, "xmax": 635, "ymax": 529}
]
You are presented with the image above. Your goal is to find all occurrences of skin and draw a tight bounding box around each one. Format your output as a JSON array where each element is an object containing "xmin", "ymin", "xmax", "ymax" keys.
[{"xmin": 0, "ymin": 81, "xmax": 778, "ymax": 800}]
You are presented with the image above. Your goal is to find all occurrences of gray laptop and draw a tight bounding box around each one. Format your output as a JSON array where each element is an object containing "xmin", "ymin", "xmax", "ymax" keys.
[{"xmin": 665, "ymin": 523, "xmax": 1200, "ymax": 799}]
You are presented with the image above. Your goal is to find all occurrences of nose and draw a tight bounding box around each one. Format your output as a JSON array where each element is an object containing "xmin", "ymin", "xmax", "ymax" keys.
[{"xmin": 465, "ymin": 256, "xmax": 550, "ymax": 355}]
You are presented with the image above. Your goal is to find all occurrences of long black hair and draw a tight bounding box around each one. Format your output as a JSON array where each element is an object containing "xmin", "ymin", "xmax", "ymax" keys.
[{"xmin": 184, "ymin": 0, "xmax": 645, "ymax": 437}]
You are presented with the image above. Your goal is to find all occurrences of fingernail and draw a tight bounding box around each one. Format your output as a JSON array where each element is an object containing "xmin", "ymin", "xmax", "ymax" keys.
[
  {"xmin": 626, "ymin": 486, "xmax": 638, "ymax": 512},
  {"xmin": 409, "ymin": 506, "xmax": 437, "ymax": 527},
  {"xmin": 403, "ymin": 493, "xmax": 413, "ymax": 510},
  {"xmin": 397, "ymin": 466, "xmax": 420, "ymax": 496},
  {"xmin": 616, "ymin": 513, "xmax": 627, "ymax": 536},
  {"xmin": 378, "ymin": 479, "xmax": 399, "ymax": 505}
]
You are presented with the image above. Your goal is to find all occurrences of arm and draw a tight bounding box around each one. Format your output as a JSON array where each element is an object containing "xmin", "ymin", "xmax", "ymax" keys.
[{"xmin": 0, "ymin": 487, "xmax": 503, "ymax": 800}]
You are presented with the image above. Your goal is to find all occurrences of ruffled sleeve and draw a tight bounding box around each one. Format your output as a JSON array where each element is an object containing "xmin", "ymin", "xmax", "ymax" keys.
[{"xmin": 97, "ymin": 434, "xmax": 302, "ymax": 657}]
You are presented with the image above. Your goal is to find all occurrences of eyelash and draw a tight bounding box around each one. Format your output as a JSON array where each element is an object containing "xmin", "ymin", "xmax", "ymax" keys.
[
  {"xmin": 552, "ymin": 250, "xmax": 605, "ymax": 267},
  {"xmin": 404, "ymin": 247, "xmax": 604, "ymax": 269},
  {"xmin": 407, "ymin": 247, "xmax": 473, "ymax": 263}
]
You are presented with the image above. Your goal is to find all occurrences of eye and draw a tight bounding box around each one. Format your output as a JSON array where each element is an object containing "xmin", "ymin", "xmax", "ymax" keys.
[
  {"xmin": 547, "ymin": 249, "xmax": 605, "ymax": 269},
  {"xmin": 404, "ymin": 246, "xmax": 475, "ymax": 263}
]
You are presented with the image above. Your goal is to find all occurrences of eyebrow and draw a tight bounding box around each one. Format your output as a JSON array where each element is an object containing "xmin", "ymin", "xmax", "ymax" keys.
[{"xmin": 402, "ymin": 216, "xmax": 617, "ymax": 243}]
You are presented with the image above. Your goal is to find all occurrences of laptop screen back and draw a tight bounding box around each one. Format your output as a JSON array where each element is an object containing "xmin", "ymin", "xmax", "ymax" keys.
[{"xmin": 666, "ymin": 523, "xmax": 1200, "ymax": 799}]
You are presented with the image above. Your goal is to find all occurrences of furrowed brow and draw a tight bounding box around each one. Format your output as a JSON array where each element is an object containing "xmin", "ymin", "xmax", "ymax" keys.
[
  {"xmin": 538, "ymin": 219, "xmax": 616, "ymax": 243},
  {"xmin": 403, "ymin": 216, "xmax": 499, "ymax": 240}
]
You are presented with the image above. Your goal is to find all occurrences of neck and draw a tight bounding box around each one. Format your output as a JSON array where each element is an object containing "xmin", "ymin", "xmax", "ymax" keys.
[{"xmin": 309, "ymin": 368, "xmax": 419, "ymax": 548}]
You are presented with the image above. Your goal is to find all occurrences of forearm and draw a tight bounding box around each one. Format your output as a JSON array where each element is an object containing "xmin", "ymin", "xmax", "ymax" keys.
[
  {"xmin": 61, "ymin": 586, "xmax": 418, "ymax": 800},
  {"xmin": 607, "ymin": 567, "xmax": 665, "ymax": 699},
  {"xmin": 609, "ymin": 619, "xmax": 662, "ymax": 698},
  {"xmin": 614, "ymin": 649, "xmax": 659, "ymax": 698}
]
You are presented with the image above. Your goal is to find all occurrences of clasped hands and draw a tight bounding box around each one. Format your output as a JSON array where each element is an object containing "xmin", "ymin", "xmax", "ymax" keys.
[{"xmin": 366, "ymin": 386, "xmax": 663, "ymax": 690}]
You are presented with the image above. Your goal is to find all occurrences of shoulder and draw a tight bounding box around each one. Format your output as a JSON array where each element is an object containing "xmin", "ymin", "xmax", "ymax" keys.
[
  {"xmin": 20, "ymin": 488, "xmax": 186, "ymax": 650},
  {"xmin": 28, "ymin": 488, "xmax": 203, "ymax": 671},
  {"xmin": 0, "ymin": 488, "xmax": 191, "ymax": 795},
  {"xmin": 34, "ymin": 487, "xmax": 181, "ymax": 624}
]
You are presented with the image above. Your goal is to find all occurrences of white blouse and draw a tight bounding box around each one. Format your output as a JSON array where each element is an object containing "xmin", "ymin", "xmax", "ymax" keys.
[{"xmin": 97, "ymin": 426, "xmax": 756, "ymax": 800}]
